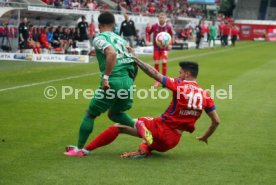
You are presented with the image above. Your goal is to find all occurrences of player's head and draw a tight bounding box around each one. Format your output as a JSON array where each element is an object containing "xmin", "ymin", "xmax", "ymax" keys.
[
  {"xmin": 178, "ymin": 61, "xmax": 199, "ymax": 80},
  {"xmin": 124, "ymin": 13, "xmax": 129, "ymax": 21},
  {"xmin": 158, "ymin": 13, "xmax": 166, "ymax": 25},
  {"xmin": 98, "ymin": 11, "xmax": 115, "ymax": 32},
  {"xmin": 23, "ymin": 17, "xmax": 27, "ymax": 23},
  {"xmin": 81, "ymin": 15, "xmax": 86, "ymax": 21}
]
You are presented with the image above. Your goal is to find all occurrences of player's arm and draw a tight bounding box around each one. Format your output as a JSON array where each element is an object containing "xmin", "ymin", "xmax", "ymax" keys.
[
  {"xmin": 103, "ymin": 46, "xmax": 117, "ymax": 90},
  {"xmin": 133, "ymin": 57, "xmax": 162, "ymax": 82},
  {"xmin": 197, "ymin": 110, "xmax": 220, "ymax": 144},
  {"xmin": 93, "ymin": 36, "xmax": 117, "ymax": 90}
]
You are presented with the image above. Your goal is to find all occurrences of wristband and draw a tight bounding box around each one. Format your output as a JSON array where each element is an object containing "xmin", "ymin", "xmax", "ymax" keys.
[{"xmin": 103, "ymin": 75, "xmax": 109, "ymax": 80}]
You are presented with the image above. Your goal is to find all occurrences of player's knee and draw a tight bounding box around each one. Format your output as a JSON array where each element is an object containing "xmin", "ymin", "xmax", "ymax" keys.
[{"xmin": 85, "ymin": 110, "xmax": 99, "ymax": 119}]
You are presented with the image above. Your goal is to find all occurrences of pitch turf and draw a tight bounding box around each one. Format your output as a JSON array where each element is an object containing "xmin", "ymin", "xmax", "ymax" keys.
[{"xmin": 0, "ymin": 41, "xmax": 276, "ymax": 185}]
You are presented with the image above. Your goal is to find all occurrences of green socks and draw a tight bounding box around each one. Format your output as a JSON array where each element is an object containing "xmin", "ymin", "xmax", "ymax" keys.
[{"xmin": 77, "ymin": 114, "xmax": 94, "ymax": 149}]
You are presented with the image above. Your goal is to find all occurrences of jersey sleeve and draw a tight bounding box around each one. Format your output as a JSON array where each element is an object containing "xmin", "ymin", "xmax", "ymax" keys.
[
  {"xmin": 92, "ymin": 35, "xmax": 111, "ymax": 54},
  {"xmin": 204, "ymin": 94, "xmax": 216, "ymax": 113},
  {"xmin": 162, "ymin": 76, "xmax": 180, "ymax": 91}
]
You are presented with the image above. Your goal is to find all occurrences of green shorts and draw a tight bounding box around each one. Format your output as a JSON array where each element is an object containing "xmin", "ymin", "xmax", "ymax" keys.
[{"xmin": 87, "ymin": 76, "xmax": 134, "ymax": 115}]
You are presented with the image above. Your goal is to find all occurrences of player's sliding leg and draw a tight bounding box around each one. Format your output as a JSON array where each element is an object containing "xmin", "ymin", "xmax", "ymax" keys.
[
  {"xmin": 65, "ymin": 119, "xmax": 153, "ymax": 157},
  {"xmin": 84, "ymin": 123, "xmax": 137, "ymax": 152},
  {"xmin": 84, "ymin": 125, "xmax": 119, "ymax": 152},
  {"xmin": 135, "ymin": 120, "xmax": 153, "ymax": 145},
  {"xmin": 65, "ymin": 124, "xmax": 138, "ymax": 156}
]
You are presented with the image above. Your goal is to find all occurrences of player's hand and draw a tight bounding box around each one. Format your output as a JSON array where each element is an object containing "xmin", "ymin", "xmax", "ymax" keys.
[
  {"xmin": 196, "ymin": 136, "xmax": 208, "ymax": 144},
  {"xmin": 168, "ymin": 45, "xmax": 172, "ymax": 50},
  {"xmin": 102, "ymin": 79, "xmax": 110, "ymax": 91}
]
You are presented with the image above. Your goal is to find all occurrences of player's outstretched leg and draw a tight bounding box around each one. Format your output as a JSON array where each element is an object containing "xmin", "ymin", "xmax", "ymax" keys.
[
  {"xmin": 135, "ymin": 120, "xmax": 153, "ymax": 145},
  {"xmin": 84, "ymin": 125, "xmax": 119, "ymax": 152}
]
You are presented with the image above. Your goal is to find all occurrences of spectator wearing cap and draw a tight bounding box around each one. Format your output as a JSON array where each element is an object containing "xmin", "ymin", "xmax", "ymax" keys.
[
  {"xmin": 77, "ymin": 15, "xmax": 88, "ymax": 41},
  {"xmin": 119, "ymin": 13, "xmax": 137, "ymax": 48}
]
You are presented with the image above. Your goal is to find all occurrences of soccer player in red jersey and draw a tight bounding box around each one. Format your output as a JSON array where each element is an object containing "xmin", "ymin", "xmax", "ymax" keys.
[
  {"xmin": 218, "ymin": 21, "xmax": 225, "ymax": 45},
  {"xmin": 147, "ymin": 13, "xmax": 173, "ymax": 87},
  {"xmin": 145, "ymin": 23, "xmax": 151, "ymax": 44},
  {"xmin": 222, "ymin": 21, "xmax": 231, "ymax": 46},
  {"xmin": 65, "ymin": 58, "xmax": 220, "ymax": 158},
  {"xmin": 231, "ymin": 25, "xmax": 239, "ymax": 47}
]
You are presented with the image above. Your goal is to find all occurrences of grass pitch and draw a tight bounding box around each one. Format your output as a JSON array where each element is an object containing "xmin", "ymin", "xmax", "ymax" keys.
[{"xmin": 0, "ymin": 41, "xmax": 276, "ymax": 185}]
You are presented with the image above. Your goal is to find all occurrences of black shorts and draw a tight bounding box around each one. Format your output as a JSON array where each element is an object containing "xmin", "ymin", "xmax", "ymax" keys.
[
  {"xmin": 231, "ymin": 35, "xmax": 237, "ymax": 43},
  {"xmin": 52, "ymin": 42, "xmax": 61, "ymax": 48},
  {"xmin": 79, "ymin": 34, "xmax": 88, "ymax": 41}
]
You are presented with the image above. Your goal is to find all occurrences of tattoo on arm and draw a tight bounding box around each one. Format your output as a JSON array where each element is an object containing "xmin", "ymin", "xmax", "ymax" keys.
[{"xmin": 134, "ymin": 57, "xmax": 163, "ymax": 82}]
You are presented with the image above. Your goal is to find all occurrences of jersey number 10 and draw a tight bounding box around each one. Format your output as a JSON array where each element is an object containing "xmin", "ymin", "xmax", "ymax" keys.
[{"xmin": 187, "ymin": 92, "xmax": 203, "ymax": 110}]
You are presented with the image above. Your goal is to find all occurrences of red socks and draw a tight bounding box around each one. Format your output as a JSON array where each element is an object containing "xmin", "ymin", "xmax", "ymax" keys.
[
  {"xmin": 155, "ymin": 63, "xmax": 167, "ymax": 75},
  {"xmin": 36, "ymin": 47, "xmax": 41, "ymax": 54},
  {"xmin": 32, "ymin": 47, "xmax": 37, "ymax": 54},
  {"xmin": 162, "ymin": 62, "xmax": 167, "ymax": 76},
  {"xmin": 84, "ymin": 125, "xmax": 119, "ymax": 151},
  {"xmin": 154, "ymin": 63, "xmax": 159, "ymax": 72},
  {"xmin": 32, "ymin": 47, "xmax": 41, "ymax": 54}
]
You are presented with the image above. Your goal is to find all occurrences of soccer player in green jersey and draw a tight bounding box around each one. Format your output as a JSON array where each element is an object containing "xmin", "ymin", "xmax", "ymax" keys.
[
  {"xmin": 209, "ymin": 22, "xmax": 217, "ymax": 48},
  {"xmin": 65, "ymin": 11, "xmax": 137, "ymax": 154}
]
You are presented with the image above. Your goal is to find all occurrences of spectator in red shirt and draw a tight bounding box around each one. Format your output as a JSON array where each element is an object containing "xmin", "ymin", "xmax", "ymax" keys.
[
  {"xmin": 148, "ymin": 3, "xmax": 155, "ymax": 14},
  {"xmin": 218, "ymin": 21, "xmax": 225, "ymax": 45},
  {"xmin": 40, "ymin": 27, "xmax": 52, "ymax": 51},
  {"xmin": 145, "ymin": 23, "xmax": 151, "ymax": 43},
  {"xmin": 222, "ymin": 21, "xmax": 230, "ymax": 46},
  {"xmin": 231, "ymin": 25, "xmax": 239, "ymax": 47}
]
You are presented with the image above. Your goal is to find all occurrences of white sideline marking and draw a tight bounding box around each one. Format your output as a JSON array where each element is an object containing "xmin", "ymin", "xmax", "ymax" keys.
[
  {"xmin": 0, "ymin": 72, "xmax": 98, "ymax": 92},
  {"xmin": 0, "ymin": 42, "xmax": 268, "ymax": 93}
]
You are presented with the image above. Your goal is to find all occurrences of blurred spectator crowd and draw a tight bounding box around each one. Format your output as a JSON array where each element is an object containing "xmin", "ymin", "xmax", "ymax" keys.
[
  {"xmin": 41, "ymin": 0, "xmax": 206, "ymax": 18},
  {"xmin": 42, "ymin": 0, "xmax": 110, "ymax": 11}
]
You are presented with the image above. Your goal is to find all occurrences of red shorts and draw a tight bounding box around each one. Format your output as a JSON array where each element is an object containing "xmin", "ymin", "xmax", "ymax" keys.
[
  {"xmin": 153, "ymin": 50, "xmax": 168, "ymax": 61},
  {"xmin": 138, "ymin": 117, "xmax": 181, "ymax": 152}
]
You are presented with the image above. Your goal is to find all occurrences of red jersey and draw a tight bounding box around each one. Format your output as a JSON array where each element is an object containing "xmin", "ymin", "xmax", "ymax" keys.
[
  {"xmin": 231, "ymin": 27, "xmax": 239, "ymax": 36},
  {"xmin": 39, "ymin": 31, "xmax": 48, "ymax": 43},
  {"xmin": 201, "ymin": 24, "xmax": 208, "ymax": 34},
  {"xmin": 222, "ymin": 24, "xmax": 231, "ymax": 36},
  {"xmin": 148, "ymin": 23, "xmax": 173, "ymax": 51},
  {"xmin": 145, "ymin": 26, "xmax": 151, "ymax": 42},
  {"xmin": 219, "ymin": 23, "xmax": 225, "ymax": 33},
  {"xmin": 155, "ymin": 76, "xmax": 216, "ymax": 133}
]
